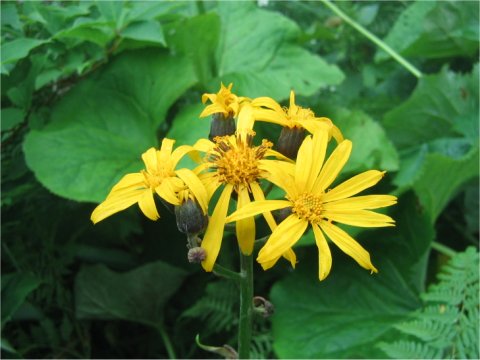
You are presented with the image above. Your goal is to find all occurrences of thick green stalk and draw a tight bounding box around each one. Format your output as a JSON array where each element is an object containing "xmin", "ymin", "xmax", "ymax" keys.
[
  {"xmin": 157, "ymin": 325, "xmax": 176, "ymax": 359},
  {"xmin": 238, "ymin": 252, "xmax": 254, "ymax": 359},
  {"xmin": 432, "ymin": 241, "xmax": 457, "ymax": 258},
  {"xmin": 320, "ymin": 0, "xmax": 423, "ymax": 79}
]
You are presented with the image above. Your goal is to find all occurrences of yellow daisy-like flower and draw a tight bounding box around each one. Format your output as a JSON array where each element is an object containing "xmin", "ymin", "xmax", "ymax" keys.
[
  {"xmin": 226, "ymin": 130, "xmax": 397, "ymax": 281},
  {"xmin": 194, "ymin": 130, "xmax": 295, "ymax": 272},
  {"xmin": 251, "ymin": 90, "xmax": 344, "ymax": 143},
  {"xmin": 91, "ymin": 138, "xmax": 208, "ymax": 224},
  {"xmin": 199, "ymin": 83, "xmax": 247, "ymax": 118}
]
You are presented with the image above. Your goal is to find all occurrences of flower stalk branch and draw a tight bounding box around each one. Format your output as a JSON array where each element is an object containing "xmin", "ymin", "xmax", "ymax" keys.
[
  {"xmin": 320, "ymin": 0, "xmax": 423, "ymax": 79},
  {"xmin": 238, "ymin": 251, "xmax": 254, "ymax": 359}
]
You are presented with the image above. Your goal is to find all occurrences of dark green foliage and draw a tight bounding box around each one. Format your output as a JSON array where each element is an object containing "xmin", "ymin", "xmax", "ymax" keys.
[
  {"xmin": 378, "ymin": 247, "xmax": 479, "ymax": 359},
  {"xmin": 1, "ymin": 1, "xmax": 478, "ymax": 358}
]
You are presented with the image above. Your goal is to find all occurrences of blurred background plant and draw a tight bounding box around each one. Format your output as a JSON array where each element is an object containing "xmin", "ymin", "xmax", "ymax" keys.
[{"xmin": 1, "ymin": 0, "xmax": 478, "ymax": 358}]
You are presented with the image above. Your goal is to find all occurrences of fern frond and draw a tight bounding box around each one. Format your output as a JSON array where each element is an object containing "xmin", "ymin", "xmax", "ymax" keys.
[{"xmin": 378, "ymin": 247, "xmax": 479, "ymax": 359}]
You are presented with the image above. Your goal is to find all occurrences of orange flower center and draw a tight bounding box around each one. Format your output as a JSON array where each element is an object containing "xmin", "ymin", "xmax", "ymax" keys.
[
  {"xmin": 292, "ymin": 193, "xmax": 324, "ymax": 223},
  {"xmin": 209, "ymin": 133, "xmax": 272, "ymax": 188}
]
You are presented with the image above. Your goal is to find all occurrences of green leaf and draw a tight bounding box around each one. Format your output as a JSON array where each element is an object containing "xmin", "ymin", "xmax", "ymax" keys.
[
  {"xmin": 413, "ymin": 149, "xmax": 479, "ymax": 223},
  {"xmin": 167, "ymin": 103, "xmax": 209, "ymax": 146},
  {"xmin": 0, "ymin": 38, "xmax": 47, "ymax": 66},
  {"xmin": 1, "ymin": 272, "xmax": 42, "ymax": 325},
  {"xmin": 75, "ymin": 261, "xmax": 187, "ymax": 326},
  {"xmin": 169, "ymin": 13, "xmax": 221, "ymax": 85},
  {"xmin": 383, "ymin": 66, "xmax": 479, "ymax": 149},
  {"xmin": 376, "ymin": 2, "xmax": 479, "ymax": 61},
  {"xmin": 96, "ymin": 1, "xmax": 126, "ymax": 30},
  {"xmin": 23, "ymin": 49, "xmax": 196, "ymax": 202},
  {"xmin": 210, "ymin": 2, "xmax": 344, "ymax": 99},
  {"xmin": 54, "ymin": 18, "xmax": 114, "ymax": 47},
  {"xmin": 1, "ymin": 108, "xmax": 24, "ymax": 131},
  {"xmin": 121, "ymin": 20, "xmax": 166, "ymax": 45},
  {"xmin": 271, "ymin": 193, "xmax": 433, "ymax": 358},
  {"xmin": 1, "ymin": 3, "xmax": 22, "ymax": 30}
]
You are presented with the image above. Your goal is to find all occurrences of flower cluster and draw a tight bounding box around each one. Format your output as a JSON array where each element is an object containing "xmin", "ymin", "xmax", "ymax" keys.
[{"xmin": 91, "ymin": 83, "xmax": 397, "ymax": 281}]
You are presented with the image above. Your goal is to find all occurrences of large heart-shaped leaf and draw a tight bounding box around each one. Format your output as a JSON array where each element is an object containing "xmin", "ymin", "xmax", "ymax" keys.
[
  {"xmin": 24, "ymin": 49, "xmax": 196, "ymax": 202},
  {"xmin": 271, "ymin": 193, "xmax": 433, "ymax": 358}
]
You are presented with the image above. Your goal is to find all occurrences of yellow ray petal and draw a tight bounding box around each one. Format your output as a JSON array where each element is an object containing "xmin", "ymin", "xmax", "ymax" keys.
[
  {"xmin": 282, "ymin": 248, "xmax": 297, "ymax": 269},
  {"xmin": 202, "ymin": 93, "xmax": 217, "ymax": 104},
  {"xmin": 141, "ymin": 148, "xmax": 158, "ymax": 173},
  {"xmin": 312, "ymin": 223, "xmax": 332, "ymax": 281},
  {"xmin": 250, "ymin": 182, "xmax": 277, "ymax": 231},
  {"xmin": 171, "ymin": 145, "xmax": 195, "ymax": 168},
  {"xmin": 297, "ymin": 130, "xmax": 328, "ymax": 191},
  {"xmin": 323, "ymin": 195, "xmax": 397, "ymax": 210},
  {"xmin": 320, "ymin": 221, "xmax": 378, "ymax": 273},
  {"xmin": 260, "ymin": 162, "xmax": 297, "ymax": 198},
  {"xmin": 201, "ymin": 184, "xmax": 234, "ymax": 272},
  {"xmin": 159, "ymin": 138, "xmax": 175, "ymax": 164},
  {"xmin": 109, "ymin": 173, "xmax": 145, "ymax": 193},
  {"xmin": 226, "ymin": 200, "xmax": 291, "ymax": 223},
  {"xmin": 257, "ymin": 215, "xmax": 308, "ymax": 265},
  {"xmin": 236, "ymin": 187, "xmax": 255, "ymax": 255},
  {"xmin": 252, "ymin": 108, "xmax": 288, "ymax": 127},
  {"xmin": 155, "ymin": 177, "xmax": 181, "ymax": 206},
  {"xmin": 322, "ymin": 170, "xmax": 386, "ymax": 202},
  {"xmin": 199, "ymin": 172, "xmax": 221, "ymax": 199},
  {"xmin": 300, "ymin": 118, "xmax": 332, "ymax": 136},
  {"xmin": 323, "ymin": 209, "xmax": 395, "ymax": 228},
  {"xmin": 294, "ymin": 135, "xmax": 313, "ymax": 190},
  {"xmin": 251, "ymin": 97, "xmax": 284, "ymax": 113},
  {"xmin": 193, "ymin": 138, "xmax": 214, "ymax": 153},
  {"xmin": 200, "ymin": 103, "xmax": 227, "ymax": 118},
  {"xmin": 91, "ymin": 188, "xmax": 145, "ymax": 224},
  {"xmin": 138, "ymin": 190, "xmax": 160, "ymax": 220},
  {"xmin": 312, "ymin": 140, "xmax": 352, "ymax": 194},
  {"xmin": 237, "ymin": 104, "xmax": 254, "ymax": 131},
  {"xmin": 175, "ymin": 168, "xmax": 209, "ymax": 213}
]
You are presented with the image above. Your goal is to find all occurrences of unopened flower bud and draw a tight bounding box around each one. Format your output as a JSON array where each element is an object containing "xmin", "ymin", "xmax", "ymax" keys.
[
  {"xmin": 188, "ymin": 247, "xmax": 207, "ymax": 263},
  {"xmin": 175, "ymin": 199, "xmax": 208, "ymax": 235},
  {"xmin": 253, "ymin": 296, "xmax": 275, "ymax": 318},
  {"xmin": 209, "ymin": 113, "xmax": 236, "ymax": 141},
  {"xmin": 276, "ymin": 127, "xmax": 305, "ymax": 159}
]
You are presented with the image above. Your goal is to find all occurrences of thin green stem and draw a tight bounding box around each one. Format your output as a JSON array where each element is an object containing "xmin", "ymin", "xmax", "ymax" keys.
[
  {"xmin": 213, "ymin": 263, "xmax": 243, "ymax": 282},
  {"xmin": 238, "ymin": 252, "xmax": 253, "ymax": 359},
  {"xmin": 320, "ymin": 0, "xmax": 422, "ymax": 79},
  {"xmin": 432, "ymin": 241, "xmax": 457, "ymax": 258},
  {"xmin": 157, "ymin": 325, "xmax": 176, "ymax": 359}
]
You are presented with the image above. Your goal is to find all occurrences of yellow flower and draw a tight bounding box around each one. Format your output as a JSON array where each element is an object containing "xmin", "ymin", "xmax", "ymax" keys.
[
  {"xmin": 251, "ymin": 90, "xmax": 343, "ymax": 143},
  {"xmin": 200, "ymin": 83, "xmax": 247, "ymax": 118},
  {"xmin": 91, "ymin": 138, "xmax": 208, "ymax": 224},
  {"xmin": 194, "ymin": 130, "xmax": 295, "ymax": 272},
  {"xmin": 226, "ymin": 130, "xmax": 397, "ymax": 281}
]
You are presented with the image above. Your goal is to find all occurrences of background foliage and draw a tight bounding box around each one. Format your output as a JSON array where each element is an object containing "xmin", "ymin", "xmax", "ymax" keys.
[{"xmin": 1, "ymin": 1, "xmax": 478, "ymax": 358}]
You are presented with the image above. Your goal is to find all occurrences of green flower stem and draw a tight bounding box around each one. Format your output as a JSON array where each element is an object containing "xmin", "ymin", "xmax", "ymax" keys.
[
  {"xmin": 213, "ymin": 263, "xmax": 243, "ymax": 282},
  {"xmin": 320, "ymin": 0, "xmax": 423, "ymax": 79},
  {"xmin": 238, "ymin": 252, "xmax": 254, "ymax": 359},
  {"xmin": 157, "ymin": 325, "xmax": 176, "ymax": 359},
  {"xmin": 432, "ymin": 241, "xmax": 457, "ymax": 258}
]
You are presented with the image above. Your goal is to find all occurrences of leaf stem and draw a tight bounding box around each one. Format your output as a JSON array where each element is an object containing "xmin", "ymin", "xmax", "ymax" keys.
[
  {"xmin": 238, "ymin": 251, "xmax": 253, "ymax": 359},
  {"xmin": 213, "ymin": 263, "xmax": 243, "ymax": 282},
  {"xmin": 431, "ymin": 241, "xmax": 457, "ymax": 258},
  {"xmin": 320, "ymin": 0, "xmax": 423, "ymax": 79},
  {"xmin": 157, "ymin": 325, "xmax": 176, "ymax": 359}
]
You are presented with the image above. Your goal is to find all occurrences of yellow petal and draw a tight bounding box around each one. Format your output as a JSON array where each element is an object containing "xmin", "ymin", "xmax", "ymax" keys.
[
  {"xmin": 155, "ymin": 177, "xmax": 181, "ymax": 206},
  {"xmin": 236, "ymin": 187, "xmax": 255, "ymax": 255},
  {"xmin": 323, "ymin": 170, "xmax": 386, "ymax": 202},
  {"xmin": 201, "ymin": 184, "xmax": 234, "ymax": 272},
  {"xmin": 320, "ymin": 221, "xmax": 378, "ymax": 273},
  {"xmin": 294, "ymin": 135, "xmax": 313, "ymax": 190},
  {"xmin": 175, "ymin": 168, "xmax": 209, "ymax": 213},
  {"xmin": 138, "ymin": 190, "xmax": 160, "ymax": 220},
  {"xmin": 171, "ymin": 145, "xmax": 195, "ymax": 168},
  {"xmin": 199, "ymin": 172, "xmax": 221, "ymax": 200},
  {"xmin": 257, "ymin": 215, "xmax": 307, "ymax": 265},
  {"xmin": 201, "ymin": 93, "xmax": 217, "ymax": 104},
  {"xmin": 226, "ymin": 200, "xmax": 291, "ymax": 223},
  {"xmin": 259, "ymin": 161, "xmax": 297, "ymax": 198},
  {"xmin": 312, "ymin": 140, "xmax": 352, "ymax": 193},
  {"xmin": 252, "ymin": 108, "xmax": 288, "ymax": 127},
  {"xmin": 193, "ymin": 138, "xmax": 214, "ymax": 153},
  {"xmin": 330, "ymin": 123, "xmax": 344, "ymax": 143},
  {"xmin": 312, "ymin": 224, "xmax": 332, "ymax": 281},
  {"xmin": 282, "ymin": 248, "xmax": 297, "ymax": 269},
  {"xmin": 141, "ymin": 148, "xmax": 158, "ymax": 173},
  {"xmin": 159, "ymin": 138, "xmax": 175, "ymax": 164},
  {"xmin": 237, "ymin": 104, "xmax": 254, "ymax": 131},
  {"xmin": 251, "ymin": 96, "xmax": 284, "ymax": 113},
  {"xmin": 91, "ymin": 188, "xmax": 145, "ymax": 223},
  {"xmin": 250, "ymin": 182, "xmax": 277, "ymax": 231},
  {"xmin": 200, "ymin": 103, "xmax": 227, "ymax": 118},
  {"xmin": 109, "ymin": 173, "xmax": 145, "ymax": 193},
  {"xmin": 323, "ymin": 195, "xmax": 397, "ymax": 210},
  {"xmin": 323, "ymin": 209, "xmax": 395, "ymax": 228},
  {"xmin": 295, "ymin": 130, "xmax": 328, "ymax": 192},
  {"xmin": 300, "ymin": 118, "xmax": 332, "ymax": 135}
]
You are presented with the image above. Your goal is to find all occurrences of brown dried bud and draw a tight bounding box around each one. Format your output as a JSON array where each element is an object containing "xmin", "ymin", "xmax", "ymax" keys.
[
  {"xmin": 276, "ymin": 127, "xmax": 306, "ymax": 159},
  {"xmin": 209, "ymin": 113, "xmax": 236, "ymax": 141},
  {"xmin": 188, "ymin": 247, "xmax": 207, "ymax": 263},
  {"xmin": 253, "ymin": 296, "xmax": 275, "ymax": 318}
]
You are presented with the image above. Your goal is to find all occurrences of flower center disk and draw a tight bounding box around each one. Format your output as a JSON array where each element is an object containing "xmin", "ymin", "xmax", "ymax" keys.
[{"xmin": 292, "ymin": 193, "xmax": 324, "ymax": 223}]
